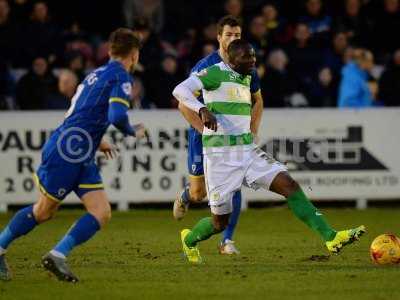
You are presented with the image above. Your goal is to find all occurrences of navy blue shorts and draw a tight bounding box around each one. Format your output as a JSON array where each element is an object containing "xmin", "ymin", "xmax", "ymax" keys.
[{"xmin": 34, "ymin": 142, "xmax": 103, "ymax": 202}]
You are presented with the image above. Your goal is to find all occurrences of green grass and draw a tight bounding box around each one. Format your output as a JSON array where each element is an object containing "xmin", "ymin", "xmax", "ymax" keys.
[{"xmin": 0, "ymin": 208, "xmax": 399, "ymax": 300}]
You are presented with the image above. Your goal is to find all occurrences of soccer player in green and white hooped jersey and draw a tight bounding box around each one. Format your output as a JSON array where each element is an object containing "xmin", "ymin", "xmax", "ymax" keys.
[
  {"xmin": 173, "ymin": 16, "xmax": 263, "ymax": 255},
  {"xmin": 173, "ymin": 39, "xmax": 366, "ymax": 263}
]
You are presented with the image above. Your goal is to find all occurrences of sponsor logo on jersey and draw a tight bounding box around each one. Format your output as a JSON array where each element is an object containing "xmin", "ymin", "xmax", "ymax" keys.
[
  {"xmin": 196, "ymin": 69, "xmax": 208, "ymax": 77},
  {"xmin": 229, "ymin": 73, "xmax": 239, "ymax": 81}
]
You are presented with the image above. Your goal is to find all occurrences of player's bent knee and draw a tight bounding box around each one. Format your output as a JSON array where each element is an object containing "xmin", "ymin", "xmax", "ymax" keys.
[
  {"xmin": 213, "ymin": 223, "xmax": 226, "ymax": 233},
  {"xmin": 34, "ymin": 209, "xmax": 56, "ymax": 223},
  {"xmin": 271, "ymin": 172, "xmax": 301, "ymax": 198},
  {"xmin": 81, "ymin": 190, "xmax": 112, "ymax": 227},
  {"xmin": 90, "ymin": 203, "xmax": 112, "ymax": 227},
  {"xmin": 189, "ymin": 177, "xmax": 207, "ymax": 202},
  {"xmin": 33, "ymin": 203, "xmax": 57, "ymax": 223},
  {"xmin": 33, "ymin": 195, "xmax": 59, "ymax": 223},
  {"xmin": 212, "ymin": 215, "xmax": 230, "ymax": 233},
  {"xmin": 190, "ymin": 188, "xmax": 206, "ymax": 202},
  {"xmin": 285, "ymin": 177, "xmax": 301, "ymax": 196}
]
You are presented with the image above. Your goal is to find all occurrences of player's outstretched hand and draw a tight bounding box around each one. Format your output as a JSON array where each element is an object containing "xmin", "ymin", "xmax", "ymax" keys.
[
  {"xmin": 199, "ymin": 107, "xmax": 217, "ymax": 132},
  {"xmin": 133, "ymin": 123, "xmax": 148, "ymax": 139},
  {"xmin": 99, "ymin": 140, "xmax": 119, "ymax": 160}
]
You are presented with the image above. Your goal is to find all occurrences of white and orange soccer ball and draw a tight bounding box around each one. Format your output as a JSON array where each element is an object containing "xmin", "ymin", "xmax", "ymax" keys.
[{"xmin": 370, "ymin": 234, "xmax": 400, "ymax": 265}]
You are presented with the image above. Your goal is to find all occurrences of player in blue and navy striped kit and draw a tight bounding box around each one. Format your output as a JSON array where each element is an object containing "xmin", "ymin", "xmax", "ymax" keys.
[
  {"xmin": 173, "ymin": 16, "xmax": 263, "ymax": 255},
  {"xmin": 0, "ymin": 28, "xmax": 146, "ymax": 282}
]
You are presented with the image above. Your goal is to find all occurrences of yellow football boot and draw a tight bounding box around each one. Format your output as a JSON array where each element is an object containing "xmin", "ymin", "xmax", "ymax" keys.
[
  {"xmin": 326, "ymin": 225, "xmax": 366, "ymax": 254},
  {"xmin": 181, "ymin": 229, "xmax": 202, "ymax": 264}
]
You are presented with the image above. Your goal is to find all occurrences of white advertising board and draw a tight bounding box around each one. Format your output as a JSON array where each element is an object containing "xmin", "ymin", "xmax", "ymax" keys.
[{"xmin": 0, "ymin": 109, "xmax": 399, "ymax": 210}]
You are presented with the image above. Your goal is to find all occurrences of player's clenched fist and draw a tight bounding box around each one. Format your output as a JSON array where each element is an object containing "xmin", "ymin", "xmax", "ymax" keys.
[{"xmin": 199, "ymin": 107, "xmax": 217, "ymax": 132}]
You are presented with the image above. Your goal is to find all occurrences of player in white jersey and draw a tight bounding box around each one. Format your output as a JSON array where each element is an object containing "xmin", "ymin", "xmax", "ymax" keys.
[{"xmin": 173, "ymin": 39, "xmax": 366, "ymax": 263}]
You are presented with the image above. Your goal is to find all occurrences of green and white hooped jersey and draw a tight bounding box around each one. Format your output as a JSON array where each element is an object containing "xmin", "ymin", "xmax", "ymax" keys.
[{"xmin": 195, "ymin": 62, "xmax": 254, "ymax": 153}]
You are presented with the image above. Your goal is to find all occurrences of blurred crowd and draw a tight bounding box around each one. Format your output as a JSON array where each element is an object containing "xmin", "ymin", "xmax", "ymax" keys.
[{"xmin": 1, "ymin": 0, "xmax": 400, "ymax": 110}]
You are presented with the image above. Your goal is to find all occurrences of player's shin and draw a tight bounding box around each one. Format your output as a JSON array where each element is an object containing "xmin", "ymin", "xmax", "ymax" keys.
[
  {"xmin": 185, "ymin": 217, "xmax": 220, "ymax": 247},
  {"xmin": 51, "ymin": 213, "xmax": 100, "ymax": 258},
  {"xmin": 0, "ymin": 205, "xmax": 37, "ymax": 253},
  {"xmin": 287, "ymin": 189, "xmax": 336, "ymax": 242},
  {"xmin": 222, "ymin": 191, "xmax": 241, "ymax": 243}
]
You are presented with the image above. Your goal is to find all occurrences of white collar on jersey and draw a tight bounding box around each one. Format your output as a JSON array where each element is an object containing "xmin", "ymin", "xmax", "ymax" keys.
[{"xmin": 221, "ymin": 61, "xmax": 241, "ymax": 77}]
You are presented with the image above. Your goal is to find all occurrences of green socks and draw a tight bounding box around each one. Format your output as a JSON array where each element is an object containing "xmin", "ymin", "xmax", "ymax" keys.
[
  {"xmin": 184, "ymin": 189, "xmax": 336, "ymax": 247},
  {"xmin": 287, "ymin": 189, "xmax": 336, "ymax": 241},
  {"xmin": 185, "ymin": 217, "xmax": 218, "ymax": 247}
]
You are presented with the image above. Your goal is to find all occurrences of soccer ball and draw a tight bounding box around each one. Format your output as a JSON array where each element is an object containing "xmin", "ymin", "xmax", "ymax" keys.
[{"xmin": 370, "ymin": 234, "xmax": 400, "ymax": 265}]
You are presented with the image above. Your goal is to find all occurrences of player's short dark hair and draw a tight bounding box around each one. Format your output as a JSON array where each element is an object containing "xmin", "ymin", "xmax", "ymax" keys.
[
  {"xmin": 109, "ymin": 28, "xmax": 141, "ymax": 58},
  {"xmin": 217, "ymin": 15, "xmax": 242, "ymax": 35},
  {"xmin": 227, "ymin": 39, "xmax": 252, "ymax": 59}
]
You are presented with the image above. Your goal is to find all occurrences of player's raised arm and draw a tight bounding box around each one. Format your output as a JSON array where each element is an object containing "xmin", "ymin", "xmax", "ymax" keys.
[{"xmin": 173, "ymin": 76, "xmax": 217, "ymax": 131}]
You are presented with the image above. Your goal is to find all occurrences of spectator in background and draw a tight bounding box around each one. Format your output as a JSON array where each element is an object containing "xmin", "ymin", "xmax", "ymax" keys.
[
  {"xmin": 261, "ymin": 49, "xmax": 297, "ymax": 107},
  {"xmin": 334, "ymin": 0, "xmax": 370, "ymax": 48},
  {"xmin": 62, "ymin": 21, "xmax": 94, "ymax": 68},
  {"xmin": 16, "ymin": 57, "xmax": 57, "ymax": 110},
  {"xmin": 373, "ymin": 0, "xmax": 400, "ymax": 61},
  {"xmin": 0, "ymin": 0, "xmax": 18, "ymax": 66},
  {"xmin": 202, "ymin": 42, "xmax": 217, "ymax": 57},
  {"xmin": 261, "ymin": 3, "xmax": 293, "ymax": 46},
  {"xmin": 45, "ymin": 70, "xmax": 78, "ymax": 110},
  {"xmin": 343, "ymin": 46, "xmax": 355, "ymax": 64},
  {"xmin": 23, "ymin": 1, "xmax": 60, "ymax": 66},
  {"xmin": 176, "ymin": 28, "xmax": 196, "ymax": 59},
  {"xmin": 286, "ymin": 23, "xmax": 321, "ymax": 95},
  {"xmin": 224, "ymin": 0, "xmax": 243, "ymax": 23},
  {"xmin": 11, "ymin": 0, "xmax": 29, "ymax": 22},
  {"xmin": 191, "ymin": 20, "xmax": 218, "ymax": 63},
  {"xmin": 378, "ymin": 49, "xmax": 400, "ymax": 106},
  {"xmin": 202, "ymin": 21, "xmax": 218, "ymax": 44},
  {"xmin": 62, "ymin": 21, "xmax": 90, "ymax": 46},
  {"xmin": 323, "ymin": 32, "xmax": 349, "ymax": 80},
  {"xmin": 65, "ymin": 51, "xmax": 86, "ymax": 82},
  {"xmin": 308, "ymin": 67, "xmax": 338, "ymax": 107},
  {"xmin": 0, "ymin": 61, "xmax": 16, "ymax": 109},
  {"xmin": 299, "ymin": 0, "xmax": 332, "ymax": 46},
  {"xmin": 143, "ymin": 55, "xmax": 183, "ymax": 108},
  {"xmin": 133, "ymin": 17, "xmax": 163, "ymax": 71},
  {"xmin": 96, "ymin": 41, "xmax": 110, "ymax": 66},
  {"xmin": 247, "ymin": 15, "xmax": 269, "ymax": 61},
  {"xmin": 338, "ymin": 49, "xmax": 375, "ymax": 108},
  {"xmin": 123, "ymin": 0, "xmax": 164, "ymax": 33},
  {"xmin": 131, "ymin": 78, "xmax": 153, "ymax": 109}
]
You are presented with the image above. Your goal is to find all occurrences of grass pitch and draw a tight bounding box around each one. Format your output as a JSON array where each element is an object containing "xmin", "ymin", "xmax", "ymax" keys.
[{"xmin": 0, "ymin": 208, "xmax": 399, "ymax": 300}]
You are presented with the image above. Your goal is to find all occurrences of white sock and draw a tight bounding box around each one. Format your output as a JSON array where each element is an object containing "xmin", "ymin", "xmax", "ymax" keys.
[{"xmin": 50, "ymin": 249, "xmax": 66, "ymax": 259}]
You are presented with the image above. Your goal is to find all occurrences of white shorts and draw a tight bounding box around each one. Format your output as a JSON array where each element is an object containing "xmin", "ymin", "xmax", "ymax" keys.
[{"xmin": 204, "ymin": 147, "xmax": 287, "ymax": 215}]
